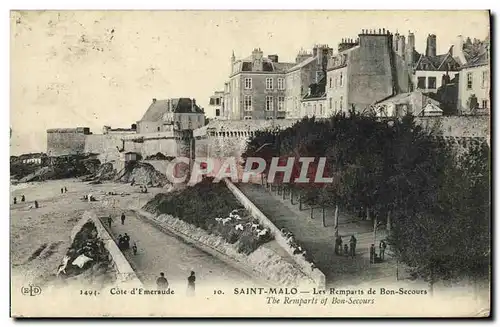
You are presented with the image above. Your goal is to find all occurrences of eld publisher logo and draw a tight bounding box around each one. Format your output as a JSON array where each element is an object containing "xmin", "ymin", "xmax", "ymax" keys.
[{"xmin": 21, "ymin": 285, "xmax": 42, "ymax": 296}]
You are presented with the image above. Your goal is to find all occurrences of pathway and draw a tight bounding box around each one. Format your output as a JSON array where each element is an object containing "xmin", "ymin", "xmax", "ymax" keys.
[{"xmin": 102, "ymin": 211, "xmax": 254, "ymax": 295}]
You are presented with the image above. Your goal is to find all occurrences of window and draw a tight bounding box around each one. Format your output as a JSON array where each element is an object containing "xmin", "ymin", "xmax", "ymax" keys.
[
  {"xmin": 467, "ymin": 72, "xmax": 473, "ymax": 90},
  {"xmin": 340, "ymin": 96, "xmax": 343, "ymax": 111},
  {"xmin": 319, "ymin": 104, "xmax": 323, "ymax": 116},
  {"xmin": 266, "ymin": 96, "xmax": 273, "ymax": 111},
  {"xmin": 482, "ymin": 71, "xmax": 489, "ymax": 88},
  {"xmin": 313, "ymin": 104, "xmax": 317, "ymax": 116},
  {"xmin": 482, "ymin": 100, "xmax": 488, "ymax": 109},
  {"xmin": 215, "ymin": 98, "xmax": 220, "ymax": 105},
  {"xmin": 245, "ymin": 78, "xmax": 252, "ymax": 89},
  {"xmin": 329, "ymin": 77, "xmax": 332, "ymax": 88},
  {"xmin": 329, "ymin": 98, "xmax": 333, "ymax": 110},
  {"xmin": 278, "ymin": 96, "xmax": 285, "ymax": 111},
  {"xmin": 428, "ymin": 77, "xmax": 437, "ymax": 89},
  {"xmin": 244, "ymin": 95, "xmax": 252, "ymax": 111},
  {"xmin": 417, "ymin": 77, "xmax": 426, "ymax": 89},
  {"xmin": 340, "ymin": 73, "xmax": 344, "ymax": 87},
  {"xmin": 266, "ymin": 78, "xmax": 273, "ymax": 90},
  {"xmin": 316, "ymin": 71, "xmax": 323, "ymax": 83},
  {"xmin": 215, "ymin": 109, "xmax": 220, "ymax": 116},
  {"xmin": 277, "ymin": 78, "xmax": 285, "ymax": 90},
  {"xmin": 334, "ymin": 100, "xmax": 338, "ymax": 111}
]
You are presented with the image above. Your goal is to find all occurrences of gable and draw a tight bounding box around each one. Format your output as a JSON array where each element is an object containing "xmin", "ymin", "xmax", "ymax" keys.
[
  {"xmin": 416, "ymin": 56, "xmax": 436, "ymax": 71},
  {"xmin": 437, "ymin": 55, "xmax": 461, "ymax": 71}
]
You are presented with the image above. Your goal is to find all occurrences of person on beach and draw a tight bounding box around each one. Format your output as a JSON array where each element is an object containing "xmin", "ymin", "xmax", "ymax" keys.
[
  {"xmin": 187, "ymin": 271, "xmax": 196, "ymax": 296},
  {"xmin": 21, "ymin": 195, "xmax": 25, "ymax": 202},
  {"xmin": 64, "ymin": 187, "xmax": 68, "ymax": 193},
  {"xmin": 156, "ymin": 272, "xmax": 169, "ymax": 290},
  {"xmin": 34, "ymin": 200, "xmax": 39, "ymax": 209},
  {"xmin": 121, "ymin": 213, "xmax": 126, "ymax": 225},
  {"xmin": 61, "ymin": 188, "xmax": 64, "ymax": 194}
]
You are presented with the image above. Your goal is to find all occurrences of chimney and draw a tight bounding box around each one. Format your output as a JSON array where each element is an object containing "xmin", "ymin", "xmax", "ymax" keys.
[
  {"xmin": 131, "ymin": 123, "xmax": 137, "ymax": 130},
  {"xmin": 268, "ymin": 54, "xmax": 279, "ymax": 63},
  {"xmin": 152, "ymin": 98, "xmax": 157, "ymax": 103},
  {"xmin": 397, "ymin": 35, "xmax": 406, "ymax": 57},
  {"xmin": 426, "ymin": 34, "xmax": 437, "ymax": 57}
]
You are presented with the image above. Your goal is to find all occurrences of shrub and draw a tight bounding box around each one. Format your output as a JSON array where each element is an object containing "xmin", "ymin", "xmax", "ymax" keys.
[{"xmin": 143, "ymin": 177, "xmax": 274, "ymax": 254}]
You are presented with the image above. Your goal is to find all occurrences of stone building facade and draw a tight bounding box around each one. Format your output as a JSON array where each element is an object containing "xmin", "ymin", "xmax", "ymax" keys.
[
  {"xmin": 326, "ymin": 28, "xmax": 412, "ymax": 114},
  {"xmin": 207, "ymin": 91, "xmax": 225, "ymax": 119},
  {"xmin": 457, "ymin": 43, "xmax": 490, "ymax": 115},
  {"xmin": 223, "ymin": 45, "xmax": 333, "ymax": 120}
]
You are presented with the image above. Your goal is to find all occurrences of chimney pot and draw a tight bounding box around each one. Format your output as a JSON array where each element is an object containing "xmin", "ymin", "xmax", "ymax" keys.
[{"xmin": 153, "ymin": 98, "xmax": 157, "ymax": 103}]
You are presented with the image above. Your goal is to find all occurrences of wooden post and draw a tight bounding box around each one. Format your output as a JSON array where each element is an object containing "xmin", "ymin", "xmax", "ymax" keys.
[
  {"xmin": 387, "ymin": 210, "xmax": 392, "ymax": 232},
  {"xmin": 322, "ymin": 205, "xmax": 326, "ymax": 227}
]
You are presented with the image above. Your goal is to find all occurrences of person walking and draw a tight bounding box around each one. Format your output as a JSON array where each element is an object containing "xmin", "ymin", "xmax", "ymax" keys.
[
  {"xmin": 187, "ymin": 271, "xmax": 196, "ymax": 296},
  {"xmin": 121, "ymin": 213, "xmax": 126, "ymax": 225},
  {"xmin": 335, "ymin": 235, "xmax": 343, "ymax": 256},
  {"xmin": 21, "ymin": 195, "xmax": 25, "ymax": 202},
  {"xmin": 13, "ymin": 197, "xmax": 16, "ymax": 205},
  {"xmin": 64, "ymin": 187, "xmax": 68, "ymax": 193},
  {"xmin": 349, "ymin": 235, "xmax": 357, "ymax": 258},
  {"xmin": 379, "ymin": 240, "xmax": 387, "ymax": 260},
  {"xmin": 61, "ymin": 188, "xmax": 64, "ymax": 194},
  {"xmin": 132, "ymin": 242, "xmax": 138, "ymax": 255},
  {"xmin": 370, "ymin": 244, "xmax": 376, "ymax": 264},
  {"xmin": 34, "ymin": 200, "xmax": 39, "ymax": 209},
  {"xmin": 123, "ymin": 233, "xmax": 130, "ymax": 250},
  {"xmin": 156, "ymin": 272, "xmax": 169, "ymax": 290}
]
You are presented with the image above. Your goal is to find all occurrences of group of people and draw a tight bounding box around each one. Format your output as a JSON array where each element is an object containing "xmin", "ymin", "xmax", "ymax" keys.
[
  {"xmin": 335, "ymin": 235, "xmax": 357, "ymax": 258},
  {"xmin": 370, "ymin": 240, "xmax": 388, "ymax": 264},
  {"xmin": 156, "ymin": 271, "xmax": 196, "ymax": 296},
  {"xmin": 117, "ymin": 233, "xmax": 136, "ymax": 252},
  {"xmin": 13, "ymin": 195, "xmax": 25, "ymax": 205},
  {"xmin": 13, "ymin": 195, "xmax": 38, "ymax": 209}
]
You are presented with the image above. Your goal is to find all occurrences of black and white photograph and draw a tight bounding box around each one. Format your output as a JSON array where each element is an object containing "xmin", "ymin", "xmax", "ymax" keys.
[{"xmin": 9, "ymin": 10, "xmax": 491, "ymax": 317}]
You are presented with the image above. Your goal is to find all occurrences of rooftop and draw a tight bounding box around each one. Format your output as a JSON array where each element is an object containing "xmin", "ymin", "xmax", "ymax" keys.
[{"xmin": 140, "ymin": 98, "xmax": 204, "ymax": 122}]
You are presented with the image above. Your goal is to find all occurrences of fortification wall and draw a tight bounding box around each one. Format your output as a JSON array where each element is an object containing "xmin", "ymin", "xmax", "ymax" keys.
[
  {"xmin": 47, "ymin": 130, "xmax": 87, "ymax": 157},
  {"xmin": 415, "ymin": 115, "xmax": 490, "ymax": 139},
  {"xmin": 84, "ymin": 134, "xmax": 123, "ymax": 163}
]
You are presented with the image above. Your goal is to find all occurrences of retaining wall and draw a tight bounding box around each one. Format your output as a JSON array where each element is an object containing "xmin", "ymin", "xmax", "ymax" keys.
[
  {"xmin": 223, "ymin": 179, "xmax": 326, "ymax": 290},
  {"xmin": 70, "ymin": 211, "xmax": 142, "ymax": 287},
  {"xmin": 133, "ymin": 209, "xmax": 316, "ymax": 288}
]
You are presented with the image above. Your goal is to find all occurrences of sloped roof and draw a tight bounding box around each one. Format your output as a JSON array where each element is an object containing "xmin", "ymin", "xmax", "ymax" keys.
[
  {"xmin": 415, "ymin": 51, "xmax": 460, "ymax": 71},
  {"xmin": 288, "ymin": 56, "xmax": 317, "ymax": 72},
  {"xmin": 140, "ymin": 98, "xmax": 203, "ymax": 122},
  {"xmin": 462, "ymin": 50, "xmax": 489, "ymax": 68}
]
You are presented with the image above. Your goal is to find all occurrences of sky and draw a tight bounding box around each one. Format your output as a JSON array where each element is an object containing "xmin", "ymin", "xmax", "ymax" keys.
[{"xmin": 10, "ymin": 10, "xmax": 489, "ymax": 155}]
